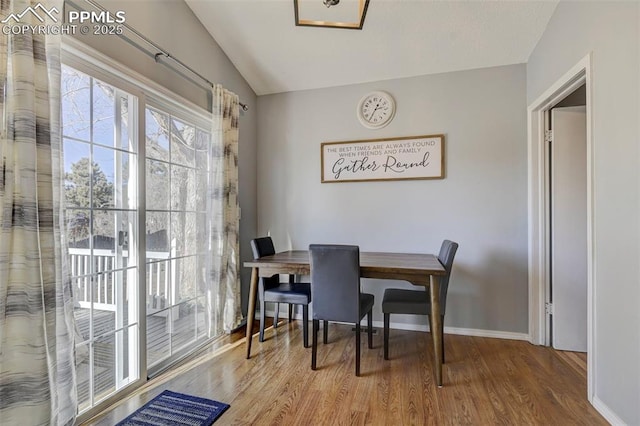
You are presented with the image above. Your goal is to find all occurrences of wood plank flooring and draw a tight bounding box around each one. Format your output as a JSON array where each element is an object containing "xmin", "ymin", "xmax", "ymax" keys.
[
  {"xmin": 554, "ymin": 350, "xmax": 588, "ymax": 382},
  {"xmin": 83, "ymin": 320, "xmax": 606, "ymax": 425}
]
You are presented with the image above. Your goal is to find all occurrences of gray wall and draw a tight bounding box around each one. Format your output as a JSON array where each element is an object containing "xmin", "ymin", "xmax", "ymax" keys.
[
  {"xmin": 70, "ymin": 0, "xmax": 258, "ymax": 313},
  {"xmin": 257, "ymin": 64, "xmax": 528, "ymax": 334},
  {"xmin": 527, "ymin": 2, "xmax": 640, "ymax": 424}
]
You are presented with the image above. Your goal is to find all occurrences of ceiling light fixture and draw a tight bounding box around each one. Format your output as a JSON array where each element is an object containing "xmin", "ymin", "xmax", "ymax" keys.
[{"xmin": 294, "ymin": 0, "xmax": 370, "ymax": 30}]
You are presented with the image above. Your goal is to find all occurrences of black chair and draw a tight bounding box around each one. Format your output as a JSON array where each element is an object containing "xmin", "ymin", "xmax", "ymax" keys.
[
  {"xmin": 309, "ymin": 244, "xmax": 374, "ymax": 376},
  {"xmin": 382, "ymin": 240, "xmax": 458, "ymax": 361},
  {"xmin": 250, "ymin": 237, "xmax": 311, "ymax": 347}
]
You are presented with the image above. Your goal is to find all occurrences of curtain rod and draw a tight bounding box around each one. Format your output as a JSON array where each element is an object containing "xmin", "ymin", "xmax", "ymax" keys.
[{"xmin": 82, "ymin": 0, "xmax": 249, "ymax": 112}]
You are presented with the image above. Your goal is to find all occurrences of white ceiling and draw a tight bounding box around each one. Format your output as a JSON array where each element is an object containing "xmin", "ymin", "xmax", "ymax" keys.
[{"xmin": 185, "ymin": 0, "xmax": 558, "ymax": 96}]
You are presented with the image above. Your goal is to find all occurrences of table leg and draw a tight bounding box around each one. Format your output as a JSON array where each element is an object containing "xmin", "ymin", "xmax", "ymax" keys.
[
  {"xmin": 245, "ymin": 267, "xmax": 259, "ymax": 359},
  {"xmin": 430, "ymin": 275, "xmax": 443, "ymax": 387}
]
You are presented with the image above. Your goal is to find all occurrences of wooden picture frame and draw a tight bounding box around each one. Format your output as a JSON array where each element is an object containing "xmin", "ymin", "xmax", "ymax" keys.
[
  {"xmin": 294, "ymin": 0, "xmax": 370, "ymax": 30},
  {"xmin": 321, "ymin": 134, "xmax": 445, "ymax": 183}
]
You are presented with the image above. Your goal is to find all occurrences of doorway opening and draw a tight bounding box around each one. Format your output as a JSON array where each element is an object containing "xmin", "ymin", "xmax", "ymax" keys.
[{"xmin": 527, "ymin": 54, "xmax": 594, "ymax": 402}]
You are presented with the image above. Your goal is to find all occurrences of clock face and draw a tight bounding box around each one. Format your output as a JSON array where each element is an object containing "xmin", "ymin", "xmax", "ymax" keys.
[{"xmin": 357, "ymin": 91, "xmax": 395, "ymax": 129}]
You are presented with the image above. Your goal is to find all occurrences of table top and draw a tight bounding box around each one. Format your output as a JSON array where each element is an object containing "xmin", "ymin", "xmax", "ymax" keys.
[{"xmin": 244, "ymin": 250, "xmax": 445, "ymax": 285}]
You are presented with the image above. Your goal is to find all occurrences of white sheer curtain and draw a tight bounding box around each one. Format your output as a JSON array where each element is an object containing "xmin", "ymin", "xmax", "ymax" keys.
[
  {"xmin": 0, "ymin": 1, "xmax": 77, "ymax": 424},
  {"xmin": 207, "ymin": 84, "xmax": 243, "ymax": 335}
]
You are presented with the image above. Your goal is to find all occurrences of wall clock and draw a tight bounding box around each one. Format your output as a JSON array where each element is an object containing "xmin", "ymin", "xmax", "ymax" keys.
[{"xmin": 357, "ymin": 91, "xmax": 396, "ymax": 129}]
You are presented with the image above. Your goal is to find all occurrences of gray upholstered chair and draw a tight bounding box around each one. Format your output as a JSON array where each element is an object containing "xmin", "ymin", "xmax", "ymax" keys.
[
  {"xmin": 250, "ymin": 237, "xmax": 311, "ymax": 347},
  {"xmin": 309, "ymin": 244, "xmax": 374, "ymax": 376},
  {"xmin": 382, "ymin": 240, "xmax": 458, "ymax": 361}
]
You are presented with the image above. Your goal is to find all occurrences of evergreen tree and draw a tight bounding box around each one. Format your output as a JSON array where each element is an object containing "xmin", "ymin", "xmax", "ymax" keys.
[
  {"xmin": 65, "ymin": 157, "xmax": 114, "ymax": 208},
  {"xmin": 65, "ymin": 158, "xmax": 114, "ymax": 244}
]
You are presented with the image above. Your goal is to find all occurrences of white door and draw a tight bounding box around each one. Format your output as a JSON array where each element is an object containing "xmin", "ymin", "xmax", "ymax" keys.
[{"xmin": 550, "ymin": 106, "xmax": 587, "ymax": 352}]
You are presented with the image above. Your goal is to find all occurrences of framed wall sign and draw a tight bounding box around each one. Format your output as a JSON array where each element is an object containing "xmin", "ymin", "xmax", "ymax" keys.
[{"xmin": 321, "ymin": 134, "xmax": 444, "ymax": 183}]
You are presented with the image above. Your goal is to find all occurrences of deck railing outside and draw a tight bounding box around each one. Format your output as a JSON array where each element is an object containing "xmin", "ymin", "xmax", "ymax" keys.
[{"xmin": 69, "ymin": 248, "xmax": 171, "ymax": 312}]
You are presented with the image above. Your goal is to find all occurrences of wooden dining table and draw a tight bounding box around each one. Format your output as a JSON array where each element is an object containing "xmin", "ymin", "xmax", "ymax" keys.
[{"xmin": 243, "ymin": 250, "xmax": 448, "ymax": 386}]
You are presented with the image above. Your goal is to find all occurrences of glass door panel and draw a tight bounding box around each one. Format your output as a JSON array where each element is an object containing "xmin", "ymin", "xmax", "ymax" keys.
[
  {"xmin": 62, "ymin": 65, "xmax": 139, "ymax": 413},
  {"xmin": 145, "ymin": 106, "xmax": 211, "ymax": 372}
]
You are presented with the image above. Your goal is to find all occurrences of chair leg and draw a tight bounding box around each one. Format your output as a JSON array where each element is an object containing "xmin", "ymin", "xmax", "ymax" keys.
[
  {"xmin": 323, "ymin": 320, "xmax": 329, "ymax": 344},
  {"xmin": 312, "ymin": 319, "xmax": 319, "ymax": 370},
  {"xmin": 383, "ymin": 313, "xmax": 390, "ymax": 360},
  {"xmin": 274, "ymin": 303, "xmax": 279, "ymax": 328},
  {"xmin": 302, "ymin": 305, "xmax": 309, "ymax": 348},
  {"xmin": 367, "ymin": 310, "xmax": 373, "ymax": 349},
  {"xmin": 355, "ymin": 323, "xmax": 361, "ymax": 377},
  {"xmin": 259, "ymin": 298, "xmax": 266, "ymax": 342},
  {"xmin": 287, "ymin": 274, "xmax": 295, "ymax": 323}
]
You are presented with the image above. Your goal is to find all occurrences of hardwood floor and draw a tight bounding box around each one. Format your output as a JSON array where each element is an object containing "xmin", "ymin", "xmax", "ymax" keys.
[
  {"xmin": 554, "ymin": 349, "xmax": 588, "ymax": 382},
  {"xmin": 83, "ymin": 320, "xmax": 605, "ymax": 425}
]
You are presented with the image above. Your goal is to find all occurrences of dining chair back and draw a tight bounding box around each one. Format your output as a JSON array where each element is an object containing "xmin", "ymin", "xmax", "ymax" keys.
[
  {"xmin": 309, "ymin": 244, "xmax": 375, "ymax": 376},
  {"xmin": 250, "ymin": 236, "xmax": 280, "ymax": 289},
  {"xmin": 310, "ymin": 244, "xmax": 361, "ymax": 323},
  {"xmin": 435, "ymin": 239, "xmax": 458, "ymax": 316}
]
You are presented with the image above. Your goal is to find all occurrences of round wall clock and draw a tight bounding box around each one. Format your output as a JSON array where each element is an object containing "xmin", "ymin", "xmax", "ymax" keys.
[{"xmin": 357, "ymin": 91, "xmax": 396, "ymax": 129}]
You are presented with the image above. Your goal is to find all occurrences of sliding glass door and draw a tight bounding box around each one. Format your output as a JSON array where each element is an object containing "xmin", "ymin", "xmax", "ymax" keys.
[
  {"xmin": 61, "ymin": 55, "xmax": 218, "ymax": 414},
  {"xmin": 62, "ymin": 65, "xmax": 140, "ymax": 411}
]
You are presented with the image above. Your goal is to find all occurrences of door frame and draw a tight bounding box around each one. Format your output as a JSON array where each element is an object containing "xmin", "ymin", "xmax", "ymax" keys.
[{"xmin": 526, "ymin": 54, "xmax": 594, "ymax": 401}]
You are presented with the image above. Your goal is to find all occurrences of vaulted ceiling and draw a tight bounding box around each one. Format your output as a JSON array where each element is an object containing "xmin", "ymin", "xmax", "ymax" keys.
[{"xmin": 185, "ymin": 0, "xmax": 558, "ymax": 96}]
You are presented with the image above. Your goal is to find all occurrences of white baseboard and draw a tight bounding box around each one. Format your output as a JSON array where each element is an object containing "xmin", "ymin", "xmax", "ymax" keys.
[
  {"xmin": 263, "ymin": 308, "xmax": 529, "ymax": 342},
  {"xmin": 592, "ymin": 396, "xmax": 627, "ymax": 425},
  {"xmin": 367, "ymin": 320, "xmax": 529, "ymax": 341}
]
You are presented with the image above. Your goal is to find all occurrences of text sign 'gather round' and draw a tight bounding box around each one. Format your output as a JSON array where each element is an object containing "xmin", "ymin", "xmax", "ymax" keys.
[{"xmin": 321, "ymin": 134, "xmax": 444, "ymax": 183}]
